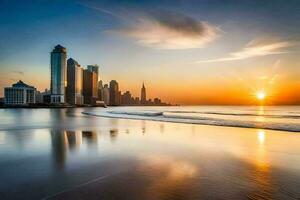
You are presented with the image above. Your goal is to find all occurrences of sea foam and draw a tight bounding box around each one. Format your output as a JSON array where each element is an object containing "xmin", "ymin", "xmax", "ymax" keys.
[{"xmin": 82, "ymin": 109, "xmax": 300, "ymax": 132}]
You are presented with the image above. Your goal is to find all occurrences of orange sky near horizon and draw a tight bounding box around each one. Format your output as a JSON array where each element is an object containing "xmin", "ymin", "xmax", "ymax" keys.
[{"xmin": 0, "ymin": 63, "xmax": 300, "ymax": 105}]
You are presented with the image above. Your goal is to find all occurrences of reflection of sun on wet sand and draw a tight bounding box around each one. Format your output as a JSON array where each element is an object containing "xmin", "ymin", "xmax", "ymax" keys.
[
  {"xmin": 247, "ymin": 130, "xmax": 274, "ymax": 200},
  {"xmin": 137, "ymin": 155, "xmax": 198, "ymax": 199}
]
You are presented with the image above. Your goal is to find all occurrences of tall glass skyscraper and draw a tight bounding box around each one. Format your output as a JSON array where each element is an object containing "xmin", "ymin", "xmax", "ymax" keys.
[
  {"xmin": 50, "ymin": 45, "xmax": 67, "ymax": 103},
  {"xmin": 109, "ymin": 80, "xmax": 119, "ymax": 106},
  {"xmin": 87, "ymin": 65, "xmax": 99, "ymax": 79},
  {"xmin": 66, "ymin": 58, "xmax": 83, "ymax": 105}
]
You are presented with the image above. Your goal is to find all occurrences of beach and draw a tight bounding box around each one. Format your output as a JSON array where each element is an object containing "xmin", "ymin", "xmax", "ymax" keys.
[{"xmin": 1, "ymin": 106, "xmax": 300, "ymax": 199}]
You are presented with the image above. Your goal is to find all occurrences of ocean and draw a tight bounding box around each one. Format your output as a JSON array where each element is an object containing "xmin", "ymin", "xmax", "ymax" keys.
[
  {"xmin": 0, "ymin": 106, "xmax": 300, "ymax": 199},
  {"xmin": 84, "ymin": 106, "xmax": 300, "ymax": 132}
]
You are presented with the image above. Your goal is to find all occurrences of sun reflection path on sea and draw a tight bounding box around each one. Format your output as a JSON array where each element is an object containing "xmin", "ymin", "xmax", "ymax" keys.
[{"xmin": 256, "ymin": 105, "xmax": 266, "ymax": 122}]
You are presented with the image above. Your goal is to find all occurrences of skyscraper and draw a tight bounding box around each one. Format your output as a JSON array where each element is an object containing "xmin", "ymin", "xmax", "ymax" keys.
[
  {"xmin": 121, "ymin": 91, "xmax": 132, "ymax": 105},
  {"xmin": 141, "ymin": 83, "xmax": 146, "ymax": 105},
  {"xmin": 87, "ymin": 65, "xmax": 99, "ymax": 82},
  {"xmin": 102, "ymin": 84, "xmax": 110, "ymax": 105},
  {"xmin": 66, "ymin": 58, "xmax": 83, "ymax": 105},
  {"xmin": 98, "ymin": 80, "xmax": 103, "ymax": 100},
  {"xmin": 50, "ymin": 45, "xmax": 67, "ymax": 103},
  {"xmin": 83, "ymin": 69, "xmax": 98, "ymax": 105},
  {"xmin": 109, "ymin": 80, "xmax": 119, "ymax": 106}
]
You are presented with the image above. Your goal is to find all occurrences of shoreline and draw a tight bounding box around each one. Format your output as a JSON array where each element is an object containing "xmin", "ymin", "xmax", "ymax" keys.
[{"xmin": 82, "ymin": 111, "xmax": 300, "ymax": 133}]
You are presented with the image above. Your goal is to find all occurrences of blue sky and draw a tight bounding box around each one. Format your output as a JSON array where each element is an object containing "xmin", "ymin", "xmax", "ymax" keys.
[{"xmin": 0, "ymin": 0, "xmax": 299, "ymax": 104}]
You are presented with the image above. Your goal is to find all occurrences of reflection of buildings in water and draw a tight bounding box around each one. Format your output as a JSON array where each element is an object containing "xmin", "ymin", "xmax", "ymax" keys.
[
  {"xmin": 141, "ymin": 121, "xmax": 146, "ymax": 134},
  {"xmin": 50, "ymin": 130, "xmax": 69, "ymax": 169},
  {"xmin": 49, "ymin": 109, "xmax": 66, "ymax": 126},
  {"xmin": 110, "ymin": 129, "xmax": 118, "ymax": 142},
  {"xmin": 82, "ymin": 131, "xmax": 98, "ymax": 146},
  {"xmin": 66, "ymin": 131, "xmax": 82, "ymax": 152},
  {"xmin": 8, "ymin": 131, "xmax": 33, "ymax": 150}
]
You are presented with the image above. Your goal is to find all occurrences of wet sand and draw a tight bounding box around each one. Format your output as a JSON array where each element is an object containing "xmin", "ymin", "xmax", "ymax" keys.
[{"xmin": 0, "ymin": 108, "xmax": 300, "ymax": 200}]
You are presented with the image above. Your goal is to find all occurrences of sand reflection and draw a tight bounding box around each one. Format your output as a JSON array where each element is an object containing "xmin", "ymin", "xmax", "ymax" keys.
[
  {"xmin": 246, "ymin": 129, "xmax": 274, "ymax": 200},
  {"xmin": 138, "ymin": 155, "xmax": 197, "ymax": 199}
]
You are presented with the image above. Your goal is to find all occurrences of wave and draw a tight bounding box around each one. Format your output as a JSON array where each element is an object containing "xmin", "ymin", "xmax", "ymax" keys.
[
  {"xmin": 108, "ymin": 110, "xmax": 163, "ymax": 116},
  {"xmin": 166, "ymin": 111, "xmax": 300, "ymax": 119},
  {"xmin": 82, "ymin": 110, "xmax": 300, "ymax": 133}
]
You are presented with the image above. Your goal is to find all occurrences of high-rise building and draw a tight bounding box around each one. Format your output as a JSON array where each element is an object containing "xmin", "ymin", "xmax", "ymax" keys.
[
  {"xmin": 87, "ymin": 65, "xmax": 99, "ymax": 82},
  {"xmin": 117, "ymin": 91, "xmax": 121, "ymax": 105},
  {"xmin": 4, "ymin": 80, "xmax": 36, "ymax": 105},
  {"xmin": 102, "ymin": 84, "xmax": 110, "ymax": 105},
  {"xmin": 83, "ymin": 69, "xmax": 98, "ymax": 104},
  {"xmin": 50, "ymin": 45, "xmax": 67, "ymax": 104},
  {"xmin": 66, "ymin": 58, "xmax": 84, "ymax": 105},
  {"xmin": 154, "ymin": 98, "xmax": 161, "ymax": 105},
  {"xmin": 141, "ymin": 83, "xmax": 146, "ymax": 105},
  {"xmin": 121, "ymin": 91, "xmax": 132, "ymax": 105},
  {"xmin": 109, "ymin": 80, "xmax": 119, "ymax": 106},
  {"xmin": 98, "ymin": 80, "xmax": 103, "ymax": 100},
  {"xmin": 134, "ymin": 97, "xmax": 140, "ymax": 104}
]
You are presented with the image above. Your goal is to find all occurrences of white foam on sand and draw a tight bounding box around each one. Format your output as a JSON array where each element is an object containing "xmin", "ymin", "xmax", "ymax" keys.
[{"xmin": 82, "ymin": 109, "xmax": 300, "ymax": 132}]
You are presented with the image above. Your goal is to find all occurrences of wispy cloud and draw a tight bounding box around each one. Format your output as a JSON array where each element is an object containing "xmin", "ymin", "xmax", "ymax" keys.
[
  {"xmin": 109, "ymin": 10, "xmax": 220, "ymax": 49},
  {"xmin": 196, "ymin": 38, "xmax": 297, "ymax": 63},
  {"xmin": 11, "ymin": 70, "xmax": 24, "ymax": 75},
  {"xmin": 80, "ymin": 2, "xmax": 129, "ymax": 22}
]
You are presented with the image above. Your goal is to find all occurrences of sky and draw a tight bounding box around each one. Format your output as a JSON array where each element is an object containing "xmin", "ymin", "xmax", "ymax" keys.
[{"xmin": 0, "ymin": 0, "xmax": 300, "ymax": 105}]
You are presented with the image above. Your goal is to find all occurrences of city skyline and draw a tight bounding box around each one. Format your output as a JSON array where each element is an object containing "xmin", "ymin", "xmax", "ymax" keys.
[
  {"xmin": 1, "ymin": 44, "xmax": 171, "ymax": 106},
  {"xmin": 0, "ymin": 0, "xmax": 300, "ymax": 105}
]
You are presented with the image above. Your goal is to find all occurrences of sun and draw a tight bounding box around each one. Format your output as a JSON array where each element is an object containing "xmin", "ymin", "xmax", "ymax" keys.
[{"xmin": 256, "ymin": 91, "xmax": 266, "ymax": 100}]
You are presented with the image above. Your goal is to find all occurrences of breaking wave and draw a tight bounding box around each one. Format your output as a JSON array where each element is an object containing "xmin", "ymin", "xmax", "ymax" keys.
[{"xmin": 82, "ymin": 109, "xmax": 300, "ymax": 132}]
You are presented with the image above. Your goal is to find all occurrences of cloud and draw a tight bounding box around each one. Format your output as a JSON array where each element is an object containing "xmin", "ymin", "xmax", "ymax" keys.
[
  {"xmin": 196, "ymin": 38, "xmax": 297, "ymax": 63},
  {"xmin": 11, "ymin": 70, "xmax": 24, "ymax": 75},
  {"xmin": 110, "ymin": 10, "xmax": 220, "ymax": 49}
]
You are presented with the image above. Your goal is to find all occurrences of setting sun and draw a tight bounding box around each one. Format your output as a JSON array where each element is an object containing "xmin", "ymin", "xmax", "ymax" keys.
[{"xmin": 256, "ymin": 91, "xmax": 266, "ymax": 100}]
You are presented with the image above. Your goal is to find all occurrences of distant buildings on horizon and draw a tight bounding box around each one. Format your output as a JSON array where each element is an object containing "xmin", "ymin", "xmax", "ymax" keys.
[{"xmin": 2, "ymin": 45, "xmax": 171, "ymax": 106}]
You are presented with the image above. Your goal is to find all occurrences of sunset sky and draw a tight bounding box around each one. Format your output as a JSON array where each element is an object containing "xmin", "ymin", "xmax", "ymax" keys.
[{"xmin": 0, "ymin": 0, "xmax": 299, "ymax": 105}]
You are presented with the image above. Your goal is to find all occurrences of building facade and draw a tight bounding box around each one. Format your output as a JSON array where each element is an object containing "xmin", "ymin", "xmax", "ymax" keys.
[
  {"xmin": 109, "ymin": 80, "xmax": 119, "ymax": 106},
  {"xmin": 83, "ymin": 69, "xmax": 98, "ymax": 104},
  {"xmin": 4, "ymin": 80, "xmax": 36, "ymax": 105},
  {"xmin": 98, "ymin": 80, "xmax": 103, "ymax": 100},
  {"xmin": 140, "ymin": 83, "xmax": 146, "ymax": 105},
  {"xmin": 121, "ymin": 91, "xmax": 132, "ymax": 105},
  {"xmin": 36, "ymin": 89, "xmax": 51, "ymax": 103},
  {"xmin": 50, "ymin": 45, "xmax": 67, "ymax": 104},
  {"xmin": 66, "ymin": 58, "xmax": 84, "ymax": 105},
  {"xmin": 102, "ymin": 84, "xmax": 110, "ymax": 105},
  {"xmin": 87, "ymin": 65, "xmax": 99, "ymax": 82}
]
